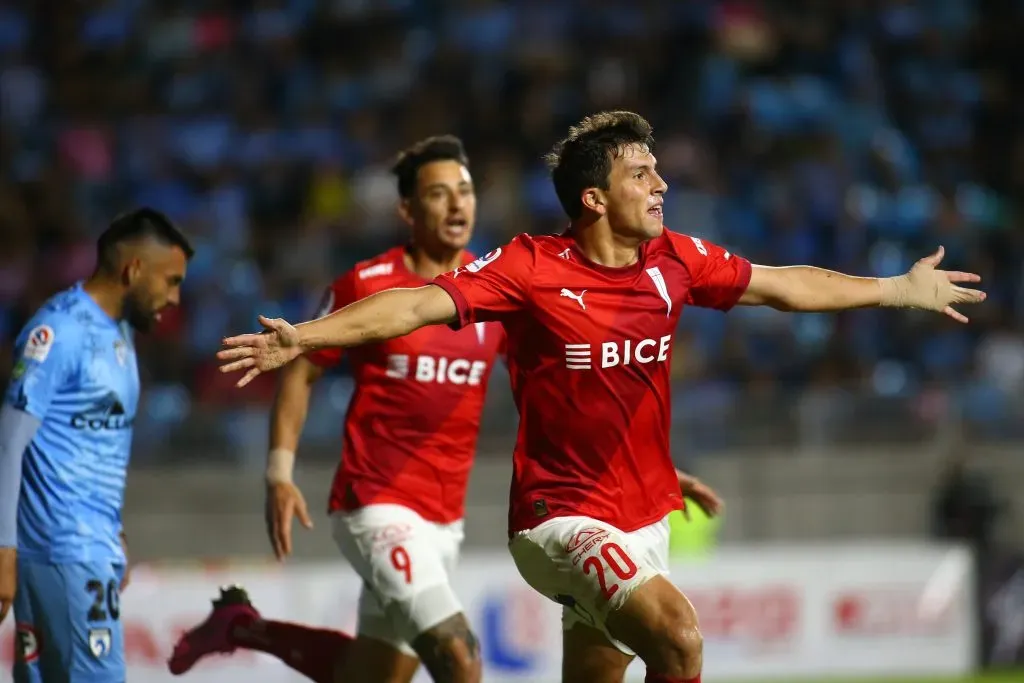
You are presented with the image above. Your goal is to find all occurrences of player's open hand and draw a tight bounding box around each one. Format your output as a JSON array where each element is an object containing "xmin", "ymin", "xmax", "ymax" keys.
[
  {"xmin": 218, "ymin": 315, "xmax": 304, "ymax": 388},
  {"xmin": 884, "ymin": 246, "xmax": 986, "ymax": 323},
  {"xmin": 265, "ymin": 481, "xmax": 314, "ymax": 561},
  {"xmin": 0, "ymin": 547, "xmax": 15, "ymax": 624},
  {"xmin": 676, "ymin": 470, "xmax": 724, "ymax": 521}
]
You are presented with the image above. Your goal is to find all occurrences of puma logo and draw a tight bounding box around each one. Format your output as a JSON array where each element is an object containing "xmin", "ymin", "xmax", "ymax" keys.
[{"xmin": 560, "ymin": 288, "xmax": 587, "ymax": 310}]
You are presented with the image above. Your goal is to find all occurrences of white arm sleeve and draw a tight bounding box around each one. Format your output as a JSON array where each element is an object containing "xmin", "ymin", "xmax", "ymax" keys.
[{"xmin": 0, "ymin": 404, "xmax": 41, "ymax": 547}]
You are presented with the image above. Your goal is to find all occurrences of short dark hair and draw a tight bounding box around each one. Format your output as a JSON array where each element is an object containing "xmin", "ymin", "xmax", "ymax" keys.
[
  {"xmin": 96, "ymin": 208, "xmax": 194, "ymax": 271},
  {"xmin": 544, "ymin": 111, "xmax": 655, "ymax": 220},
  {"xmin": 391, "ymin": 135, "xmax": 470, "ymax": 199}
]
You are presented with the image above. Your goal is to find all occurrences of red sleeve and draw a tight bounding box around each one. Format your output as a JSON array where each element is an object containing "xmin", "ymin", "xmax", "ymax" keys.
[
  {"xmin": 305, "ymin": 272, "xmax": 359, "ymax": 368},
  {"xmin": 432, "ymin": 235, "xmax": 534, "ymax": 329},
  {"xmin": 671, "ymin": 232, "xmax": 752, "ymax": 311}
]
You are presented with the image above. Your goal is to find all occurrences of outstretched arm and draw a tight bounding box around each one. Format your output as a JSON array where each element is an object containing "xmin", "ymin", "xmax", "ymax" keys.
[
  {"xmin": 739, "ymin": 247, "xmax": 985, "ymax": 322},
  {"xmin": 297, "ymin": 284, "xmax": 456, "ymax": 350},
  {"xmin": 218, "ymin": 285, "xmax": 457, "ymax": 387}
]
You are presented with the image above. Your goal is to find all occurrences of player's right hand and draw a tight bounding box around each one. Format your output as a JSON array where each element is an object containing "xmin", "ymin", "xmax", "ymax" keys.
[
  {"xmin": 265, "ymin": 482, "xmax": 314, "ymax": 561},
  {"xmin": 218, "ymin": 315, "xmax": 304, "ymax": 388},
  {"xmin": 0, "ymin": 546, "xmax": 15, "ymax": 624}
]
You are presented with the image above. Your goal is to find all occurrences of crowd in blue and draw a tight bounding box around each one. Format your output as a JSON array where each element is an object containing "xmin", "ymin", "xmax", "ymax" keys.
[{"xmin": 1, "ymin": 0, "xmax": 1022, "ymax": 460}]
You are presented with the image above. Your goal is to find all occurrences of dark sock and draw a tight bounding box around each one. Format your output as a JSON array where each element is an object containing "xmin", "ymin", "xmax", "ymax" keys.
[
  {"xmin": 233, "ymin": 618, "xmax": 353, "ymax": 683},
  {"xmin": 645, "ymin": 673, "xmax": 700, "ymax": 683}
]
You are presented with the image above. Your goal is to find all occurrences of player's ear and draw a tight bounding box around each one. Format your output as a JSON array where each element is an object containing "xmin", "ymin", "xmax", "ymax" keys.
[
  {"xmin": 123, "ymin": 257, "xmax": 143, "ymax": 286},
  {"xmin": 581, "ymin": 188, "xmax": 606, "ymax": 216},
  {"xmin": 397, "ymin": 199, "xmax": 416, "ymax": 227}
]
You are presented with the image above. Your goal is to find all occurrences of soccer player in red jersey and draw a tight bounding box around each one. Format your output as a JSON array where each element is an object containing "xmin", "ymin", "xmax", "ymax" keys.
[
  {"xmin": 216, "ymin": 112, "xmax": 986, "ymax": 683},
  {"xmin": 169, "ymin": 136, "xmax": 504, "ymax": 683}
]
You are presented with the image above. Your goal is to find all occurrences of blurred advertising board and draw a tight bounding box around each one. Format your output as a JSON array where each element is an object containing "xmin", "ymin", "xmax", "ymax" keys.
[{"xmin": 0, "ymin": 543, "xmax": 976, "ymax": 682}]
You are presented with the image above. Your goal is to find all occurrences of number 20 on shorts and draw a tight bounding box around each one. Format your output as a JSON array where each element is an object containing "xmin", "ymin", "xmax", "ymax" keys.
[{"xmin": 583, "ymin": 542, "xmax": 638, "ymax": 600}]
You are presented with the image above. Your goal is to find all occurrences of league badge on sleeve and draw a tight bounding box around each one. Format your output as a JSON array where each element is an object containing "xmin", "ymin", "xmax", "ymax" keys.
[
  {"xmin": 467, "ymin": 248, "xmax": 502, "ymax": 273},
  {"xmin": 23, "ymin": 325, "xmax": 55, "ymax": 362},
  {"xmin": 455, "ymin": 247, "xmax": 503, "ymax": 277}
]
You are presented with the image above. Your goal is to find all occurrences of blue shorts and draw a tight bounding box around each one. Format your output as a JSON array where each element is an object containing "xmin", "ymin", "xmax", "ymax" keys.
[{"xmin": 13, "ymin": 560, "xmax": 125, "ymax": 683}]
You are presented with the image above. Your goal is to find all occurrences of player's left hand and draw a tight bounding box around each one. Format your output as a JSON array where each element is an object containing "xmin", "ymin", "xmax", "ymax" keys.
[
  {"xmin": 218, "ymin": 315, "xmax": 304, "ymax": 388},
  {"xmin": 676, "ymin": 469, "xmax": 724, "ymax": 521},
  {"xmin": 265, "ymin": 481, "xmax": 314, "ymax": 561},
  {"xmin": 884, "ymin": 246, "xmax": 986, "ymax": 323}
]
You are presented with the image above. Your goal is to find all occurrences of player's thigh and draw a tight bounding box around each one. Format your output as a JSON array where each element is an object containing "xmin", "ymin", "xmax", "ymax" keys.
[
  {"xmin": 604, "ymin": 573, "xmax": 702, "ymax": 673},
  {"xmin": 561, "ymin": 621, "xmax": 633, "ymax": 683},
  {"xmin": 337, "ymin": 631, "xmax": 420, "ymax": 683},
  {"xmin": 509, "ymin": 517, "xmax": 661, "ymax": 644},
  {"xmin": 14, "ymin": 561, "xmax": 125, "ymax": 683},
  {"xmin": 332, "ymin": 505, "xmax": 464, "ymax": 644}
]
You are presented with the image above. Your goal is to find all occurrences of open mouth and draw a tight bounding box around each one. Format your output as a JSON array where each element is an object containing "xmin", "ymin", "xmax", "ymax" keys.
[
  {"xmin": 648, "ymin": 205, "xmax": 663, "ymax": 218},
  {"xmin": 444, "ymin": 218, "xmax": 469, "ymax": 237}
]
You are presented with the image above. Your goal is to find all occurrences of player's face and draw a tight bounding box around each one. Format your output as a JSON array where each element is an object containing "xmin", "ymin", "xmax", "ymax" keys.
[
  {"xmin": 124, "ymin": 245, "xmax": 188, "ymax": 331},
  {"xmin": 603, "ymin": 143, "xmax": 667, "ymax": 240},
  {"xmin": 403, "ymin": 160, "xmax": 476, "ymax": 253}
]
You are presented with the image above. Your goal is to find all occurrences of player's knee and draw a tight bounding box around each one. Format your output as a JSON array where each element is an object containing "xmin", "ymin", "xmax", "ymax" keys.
[
  {"xmin": 610, "ymin": 577, "xmax": 703, "ymax": 675},
  {"xmin": 411, "ymin": 613, "xmax": 481, "ymax": 683},
  {"xmin": 648, "ymin": 595, "xmax": 703, "ymax": 675},
  {"xmin": 658, "ymin": 619, "xmax": 703, "ymax": 671}
]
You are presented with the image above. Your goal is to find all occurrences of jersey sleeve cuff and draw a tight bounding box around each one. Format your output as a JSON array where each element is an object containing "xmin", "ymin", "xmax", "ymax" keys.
[
  {"xmin": 721, "ymin": 258, "xmax": 753, "ymax": 312},
  {"xmin": 431, "ymin": 278, "xmax": 472, "ymax": 330}
]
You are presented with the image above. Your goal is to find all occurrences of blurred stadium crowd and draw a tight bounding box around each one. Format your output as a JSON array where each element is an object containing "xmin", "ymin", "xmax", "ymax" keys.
[{"xmin": 1, "ymin": 0, "xmax": 1023, "ymax": 462}]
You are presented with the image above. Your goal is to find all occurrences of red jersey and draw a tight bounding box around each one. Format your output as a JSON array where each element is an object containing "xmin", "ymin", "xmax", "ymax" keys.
[
  {"xmin": 308, "ymin": 246, "xmax": 505, "ymax": 523},
  {"xmin": 432, "ymin": 230, "xmax": 751, "ymax": 535}
]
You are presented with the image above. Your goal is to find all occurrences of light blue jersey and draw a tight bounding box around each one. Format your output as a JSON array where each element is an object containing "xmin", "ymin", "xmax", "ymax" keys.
[
  {"xmin": 5, "ymin": 282, "xmax": 139, "ymax": 562},
  {"xmin": 4, "ymin": 283, "xmax": 138, "ymax": 682}
]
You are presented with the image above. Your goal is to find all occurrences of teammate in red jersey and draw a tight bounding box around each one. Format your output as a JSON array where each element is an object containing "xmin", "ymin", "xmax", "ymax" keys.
[
  {"xmin": 168, "ymin": 136, "xmax": 504, "ymax": 683},
  {"xmin": 216, "ymin": 112, "xmax": 986, "ymax": 683}
]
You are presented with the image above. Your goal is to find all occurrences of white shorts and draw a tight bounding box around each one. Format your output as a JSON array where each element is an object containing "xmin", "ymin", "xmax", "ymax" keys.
[
  {"xmin": 331, "ymin": 504, "xmax": 465, "ymax": 656},
  {"xmin": 508, "ymin": 514, "xmax": 671, "ymax": 655}
]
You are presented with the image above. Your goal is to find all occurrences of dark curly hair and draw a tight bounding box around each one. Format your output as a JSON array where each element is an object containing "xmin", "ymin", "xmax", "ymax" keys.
[{"xmin": 544, "ymin": 111, "xmax": 655, "ymax": 220}]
